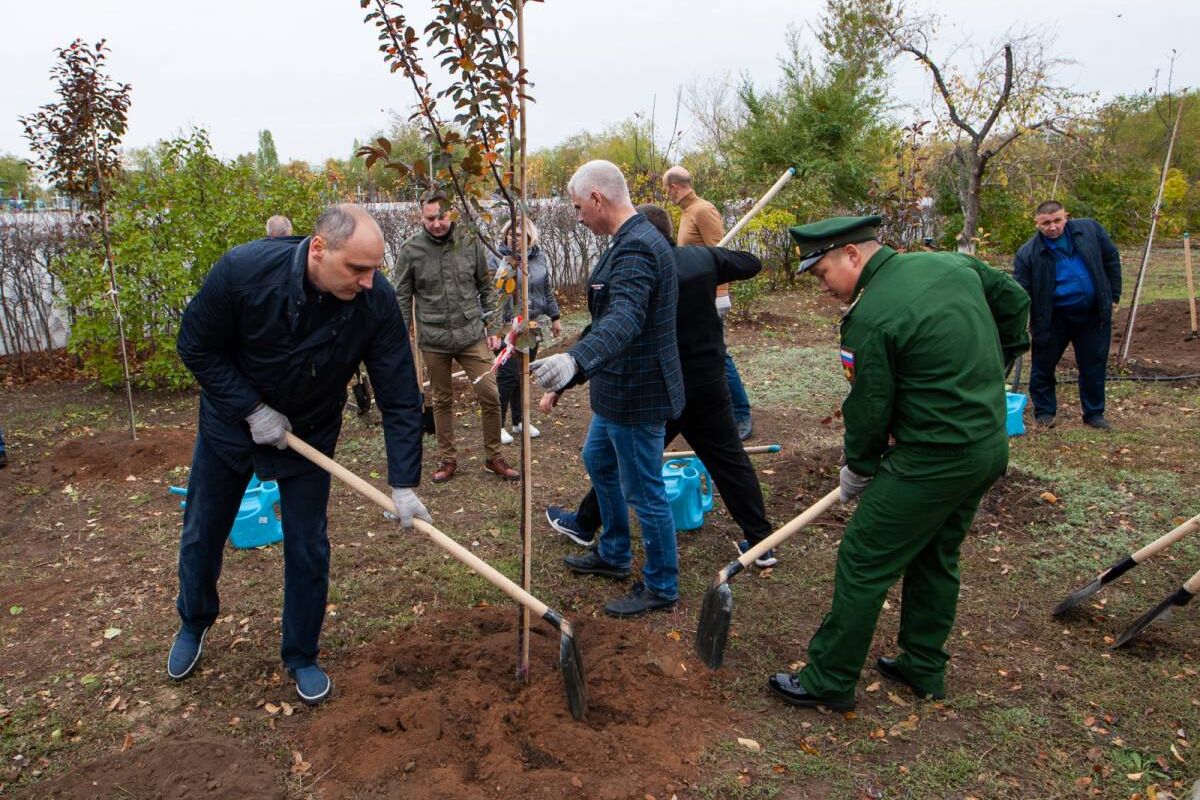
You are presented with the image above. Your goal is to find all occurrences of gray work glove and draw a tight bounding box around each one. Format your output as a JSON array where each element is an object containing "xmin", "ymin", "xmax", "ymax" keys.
[
  {"xmin": 715, "ymin": 294, "xmax": 732, "ymax": 318},
  {"xmin": 839, "ymin": 465, "xmax": 873, "ymax": 503},
  {"xmin": 390, "ymin": 487, "xmax": 432, "ymax": 528},
  {"xmin": 245, "ymin": 403, "xmax": 291, "ymax": 450},
  {"xmin": 530, "ymin": 353, "xmax": 579, "ymax": 393}
]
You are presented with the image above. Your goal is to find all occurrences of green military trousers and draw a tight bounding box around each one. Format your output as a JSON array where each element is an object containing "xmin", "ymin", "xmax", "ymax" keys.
[{"xmin": 798, "ymin": 428, "xmax": 1009, "ymax": 703}]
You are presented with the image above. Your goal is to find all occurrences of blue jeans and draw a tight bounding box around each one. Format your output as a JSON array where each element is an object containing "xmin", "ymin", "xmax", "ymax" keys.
[
  {"xmin": 725, "ymin": 354, "xmax": 751, "ymax": 422},
  {"xmin": 0, "ymin": 422, "xmax": 6, "ymax": 455},
  {"xmin": 582, "ymin": 415, "xmax": 679, "ymax": 600},
  {"xmin": 176, "ymin": 432, "xmax": 332, "ymax": 669}
]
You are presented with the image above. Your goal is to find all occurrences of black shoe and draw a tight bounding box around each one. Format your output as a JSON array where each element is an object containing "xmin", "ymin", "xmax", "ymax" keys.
[
  {"xmin": 563, "ymin": 550, "xmax": 629, "ymax": 580},
  {"xmin": 1034, "ymin": 415, "xmax": 1056, "ymax": 429},
  {"xmin": 736, "ymin": 539, "xmax": 778, "ymax": 568},
  {"xmin": 766, "ymin": 672, "xmax": 855, "ymax": 711},
  {"xmin": 876, "ymin": 656, "xmax": 945, "ymax": 700},
  {"xmin": 737, "ymin": 417, "xmax": 753, "ymax": 441},
  {"xmin": 603, "ymin": 582, "xmax": 677, "ymax": 618},
  {"xmin": 1083, "ymin": 415, "xmax": 1112, "ymax": 430}
]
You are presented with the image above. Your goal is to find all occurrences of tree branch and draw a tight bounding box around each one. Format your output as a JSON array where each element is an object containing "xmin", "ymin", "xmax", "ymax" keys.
[{"xmin": 976, "ymin": 43, "xmax": 1014, "ymax": 142}]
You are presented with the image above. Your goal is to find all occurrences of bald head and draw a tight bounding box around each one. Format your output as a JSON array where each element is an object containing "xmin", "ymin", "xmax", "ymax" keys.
[
  {"xmin": 314, "ymin": 203, "xmax": 382, "ymax": 250},
  {"xmin": 663, "ymin": 165, "xmax": 696, "ymax": 206},
  {"xmin": 265, "ymin": 215, "xmax": 293, "ymax": 238},
  {"xmin": 308, "ymin": 204, "xmax": 385, "ymax": 301}
]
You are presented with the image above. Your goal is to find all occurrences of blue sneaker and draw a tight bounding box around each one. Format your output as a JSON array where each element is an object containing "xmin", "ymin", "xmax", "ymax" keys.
[
  {"xmin": 167, "ymin": 625, "xmax": 209, "ymax": 681},
  {"xmin": 737, "ymin": 539, "xmax": 778, "ymax": 569},
  {"xmin": 290, "ymin": 664, "xmax": 332, "ymax": 706},
  {"xmin": 546, "ymin": 506, "xmax": 595, "ymax": 547}
]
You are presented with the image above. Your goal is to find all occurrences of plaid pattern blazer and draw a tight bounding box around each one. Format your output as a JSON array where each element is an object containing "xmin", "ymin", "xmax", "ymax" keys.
[{"xmin": 569, "ymin": 213, "xmax": 684, "ymax": 424}]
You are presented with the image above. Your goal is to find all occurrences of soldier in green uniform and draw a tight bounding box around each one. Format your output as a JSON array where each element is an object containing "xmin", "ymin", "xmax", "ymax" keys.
[{"xmin": 768, "ymin": 216, "xmax": 1030, "ymax": 710}]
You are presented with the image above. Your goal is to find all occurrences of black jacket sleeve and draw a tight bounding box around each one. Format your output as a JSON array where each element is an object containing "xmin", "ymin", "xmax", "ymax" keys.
[{"xmin": 709, "ymin": 247, "xmax": 763, "ymax": 284}]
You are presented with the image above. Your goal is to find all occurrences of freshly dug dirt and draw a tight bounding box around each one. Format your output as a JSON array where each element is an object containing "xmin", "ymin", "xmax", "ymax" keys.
[
  {"xmin": 1112, "ymin": 299, "xmax": 1200, "ymax": 375},
  {"xmin": 13, "ymin": 733, "xmax": 284, "ymax": 799},
  {"xmin": 303, "ymin": 606, "xmax": 733, "ymax": 800},
  {"xmin": 39, "ymin": 427, "xmax": 194, "ymax": 486}
]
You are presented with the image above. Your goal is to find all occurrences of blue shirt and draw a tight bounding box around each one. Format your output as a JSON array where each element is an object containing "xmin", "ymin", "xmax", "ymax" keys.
[{"xmin": 1044, "ymin": 233, "xmax": 1095, "ymax": 310}]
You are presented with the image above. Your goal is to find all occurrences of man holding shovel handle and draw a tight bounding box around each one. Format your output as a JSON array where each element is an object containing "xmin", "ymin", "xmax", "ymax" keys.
[
  {"xmin": 767, "ymin": 215, "xmax": 1030, "ymax": 711},
  {"xmin": 172, "ymin": 204, "xmax": 430, "ymax": 706}
]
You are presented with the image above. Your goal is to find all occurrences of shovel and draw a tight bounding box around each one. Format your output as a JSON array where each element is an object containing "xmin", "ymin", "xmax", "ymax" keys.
[
  {"xmin": 1111, "ymin": 566, "xmax": 1200, "ymax": 649},
  {"xmin": 284, "ymin": 432, "xmax": 587, "ymax": 720},
  {"xmin": 696, "ymin": 487, "xmax": 840, "ymax": 669},
  {"xmin": 1051, "ymin": 513, "xmax": 1200, "ymax": 616},
  {"xmin": 662, "ymin": 444, "xmax": 781, "ymax": 460}
]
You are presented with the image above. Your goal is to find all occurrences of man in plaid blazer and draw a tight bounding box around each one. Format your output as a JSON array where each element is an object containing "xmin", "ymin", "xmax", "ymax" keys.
[{"xmin": 532, "ymin": 160, "xmax": 685, "ymax": 617}]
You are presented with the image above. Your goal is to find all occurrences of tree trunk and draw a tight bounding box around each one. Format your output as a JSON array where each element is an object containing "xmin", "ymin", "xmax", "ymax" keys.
[{"xmin": 956, "ymin": 150, "xmax": 983, "ymax": 255}]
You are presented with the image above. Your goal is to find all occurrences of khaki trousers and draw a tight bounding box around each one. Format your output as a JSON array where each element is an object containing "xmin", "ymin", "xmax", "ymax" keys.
[{"xmin": 422, "ymin": 340, "xmax": 502, "ymax": 463}]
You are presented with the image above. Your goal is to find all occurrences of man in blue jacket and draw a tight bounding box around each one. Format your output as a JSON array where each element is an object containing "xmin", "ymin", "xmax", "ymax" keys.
[
  {"xmin": 1013, "ymin": 201, "xmax": 1121, "ymax": 429},
  {"xmin": 172, "ymin": 204, "xmax": 430, "ymax": 705},
  {"xmin": 532, "ymin": 160, "xmax": 685, "ymax": 617}
]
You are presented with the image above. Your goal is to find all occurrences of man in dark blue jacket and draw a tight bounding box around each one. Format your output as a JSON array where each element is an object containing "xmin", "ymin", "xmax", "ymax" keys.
[
  {"xmin": 1013, "ymin": 201, "xmax": 1121, "ymax": 429},
  {"xmin": 544, "ymin": 205, "xmax": 778, "ymax": 567},
  {"xmin": 172, "ymin": 204, "xmax": 430, "ymax": 705},
  {"xmin": 531, "ymin": 160, "xmax": 685, "ymax": 617}
]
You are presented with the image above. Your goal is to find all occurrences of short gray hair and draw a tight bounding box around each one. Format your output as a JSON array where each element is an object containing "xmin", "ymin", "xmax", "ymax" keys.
[
  {"xmin": 314, "ymin": 204, "xmax": 370, "ymax": 250},
  {"xmin": 567, "ymin": 160, "xmax": 631, "ymax": 205},
  {"xmin": 265, "ymin": 215, "xmax": 293, "ymax": 237}
]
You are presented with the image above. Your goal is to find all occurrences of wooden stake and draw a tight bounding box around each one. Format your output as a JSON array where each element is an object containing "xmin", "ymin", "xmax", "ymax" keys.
[
  {"xmin": 1120, "ymin": 96, "xmax": 1186, "ymax": 364},
  {"xmin": 516, "ymin": 0, "xmax": 532, "ymax": 682},
  {"xmin": 1185, "ymin": 233, "xmax": 1197, "ymax": 337}
]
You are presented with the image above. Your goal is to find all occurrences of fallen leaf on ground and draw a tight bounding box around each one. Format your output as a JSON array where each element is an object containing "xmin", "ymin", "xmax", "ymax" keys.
[{"xmin": 737, "ymin": 737, "xmax": 760, "ymax": 752}]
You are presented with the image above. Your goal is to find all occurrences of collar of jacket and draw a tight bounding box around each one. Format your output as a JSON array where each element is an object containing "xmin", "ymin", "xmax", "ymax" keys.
[
  {"xmin": 1034, "ymin": 219, "xmax": 1080, "ymax": 254},
  {"xmin": 848, "ymin": 245, "xmax": 899, "ymax": 306},
  {"xmin": 288, "ymin": 237, "xmax": 313, "ymax": 331},
  {"xmin": 612, "ymin": 212, "xmax": 643, "ymax": 242}
]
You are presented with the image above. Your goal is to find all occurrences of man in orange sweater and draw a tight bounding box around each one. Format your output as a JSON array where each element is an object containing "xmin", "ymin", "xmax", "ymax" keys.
[{"xmin": 663, "ymin": 166, "xmax": 754, "ymax": 440}]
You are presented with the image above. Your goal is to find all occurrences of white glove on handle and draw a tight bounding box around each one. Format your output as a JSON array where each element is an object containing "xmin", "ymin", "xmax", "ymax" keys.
[
  {"xmin": 530, "ymin": 353, "xmax": 579, "ymax": 393},
  {"xmin": 839, "ymin": 465, "xmax": 873, "ymax": 503},
  {"xmin": 245, "ymin": 404, "xmax": 291, "ymax": 450},
  {"xmin": 715, "ymin": 294, "xmax": 732, "ymax": 317},
  {"xmin": 391, "ymin": 487, "xmax": 432, "ymax": 528}
]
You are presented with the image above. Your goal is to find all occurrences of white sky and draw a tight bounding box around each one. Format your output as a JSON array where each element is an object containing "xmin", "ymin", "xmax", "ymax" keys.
[{"xmin": 2, "ymin": 1, "xmax": 1196, "ymax": 166}]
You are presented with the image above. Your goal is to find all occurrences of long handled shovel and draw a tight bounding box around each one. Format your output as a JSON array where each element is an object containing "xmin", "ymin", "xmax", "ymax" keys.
[
  {"xmin": 1051, "ymin": 513, "xmax": 1200, "ymax": 616},
  {"xmin": 696, "ymin": 487, "xmax": 840, "ymax": 669},
  {"xmin": 1111, "ymin": 566, "xmax": 1200, "ymax": 649},
  {"xmin": 284, "ymin": 432, "xmax": 588, "ymax": 720},
  {"xmin": 662, "ymin": 444, "xmax": 781, "ymax": 460}
]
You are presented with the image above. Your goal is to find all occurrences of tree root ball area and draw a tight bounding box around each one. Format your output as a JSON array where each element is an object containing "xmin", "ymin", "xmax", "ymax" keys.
[{"xmin": 303, "ymin": 607, "xmax": 731, "ymax": 800}]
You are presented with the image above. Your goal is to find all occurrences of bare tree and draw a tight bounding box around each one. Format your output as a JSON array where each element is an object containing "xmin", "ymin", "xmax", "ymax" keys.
[{"xmin": 883, "ymin": 16, "xmax": 1081, "ymax": 252}]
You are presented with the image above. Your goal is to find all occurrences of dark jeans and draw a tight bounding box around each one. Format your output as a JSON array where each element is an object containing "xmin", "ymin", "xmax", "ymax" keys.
[
  {"xmin": 176, "ymin": 432, "xmax": 332, "ymax": 669},
  {"xmin": 497, "ymin": 343, "xmax": 537, "ymax": 427},
  {"xmin": 725, "ymin": 353, "xmax": 751, "ymax": 422},
  {"xmin": 0, "ymin": 422, "xmax": 5, "ymax": 454},
  {"xmin": 575, "ymin": 378, "xmax": 772, "ymax": 544},
  {"xmin": 1028, "ymin": 308, "xmax": 1110, "ymax": 421}
]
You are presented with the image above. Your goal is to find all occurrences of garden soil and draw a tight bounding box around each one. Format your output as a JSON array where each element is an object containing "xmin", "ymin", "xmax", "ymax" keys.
[{"xmin": 1111, "ymin": 299, "xmax": 1200, "ymax": 375}]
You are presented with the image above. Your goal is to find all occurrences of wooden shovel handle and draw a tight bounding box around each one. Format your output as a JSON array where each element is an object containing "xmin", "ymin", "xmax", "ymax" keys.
[
  {"xmin": 717, "ymin": 167, "xmax": 796, "ymax": 246},
  {"xmin": 1186, "ymin": 567, "xmax": 1200, "ymax": 596},
  {"xmin": 284, "ymin": 432, "xmax": 552, "ymax": 620},
  {"xmin": 733, "ymin": 487, "xmax": 840, "ymax": 571},
  {"xmin": 662, "ymin": 444, "xmax": 781, "ymax": 459},
  {"xmin": 1131, "ymin": 513, "xmax": 1200, "ymax": 564}
]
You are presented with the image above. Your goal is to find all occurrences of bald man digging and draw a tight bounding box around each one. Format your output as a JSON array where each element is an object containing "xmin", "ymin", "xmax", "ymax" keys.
[{"xmin": 172, "ymin": 204, "xmax": 430, "ymax": 705}]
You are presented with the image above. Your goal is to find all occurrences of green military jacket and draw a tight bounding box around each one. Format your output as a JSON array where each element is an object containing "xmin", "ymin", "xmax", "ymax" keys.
[
  {"xmin": 394, "ymin": 225, "xmax": 499, "ymax": 354},
  {"xmin": 839, "ymin": 246, "xmax": 1030, "ymax": 476}
]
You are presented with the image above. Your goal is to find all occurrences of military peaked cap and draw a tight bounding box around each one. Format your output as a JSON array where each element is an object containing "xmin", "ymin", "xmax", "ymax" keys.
[{"xmin": 789, "ymin": 215, "xmax": 883, "ymax": 273}]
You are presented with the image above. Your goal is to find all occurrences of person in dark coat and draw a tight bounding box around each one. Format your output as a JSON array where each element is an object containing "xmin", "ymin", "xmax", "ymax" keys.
[
  {"xmin": 1013, "ymin": 200, "xmax": 1121, "ymax": 429},
  {"xmin": 171, "ymin": 204, "xmax": 430, "ymax": 705}
]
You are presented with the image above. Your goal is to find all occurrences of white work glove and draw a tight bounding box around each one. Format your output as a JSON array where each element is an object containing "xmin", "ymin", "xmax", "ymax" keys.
[
  {"xmin": 245, "ymin": 403, "xmax": 291, "ymax": 449},
  {"xmin": 390, "ymin": 487, "xmax": 432, "ymax": 528},
  {"xmin": 715, "ymin": 294, "xmax": 732, "ymax": 318},
  {"xmin": 530, "ymin": 353, "xmax": 579, "ymax": 392},
  {"xmin": 839, "ymin": 465, "xmax": 873, "ymax": 503}
]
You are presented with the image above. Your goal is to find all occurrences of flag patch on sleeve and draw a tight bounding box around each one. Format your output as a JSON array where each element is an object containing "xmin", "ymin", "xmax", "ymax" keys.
[{"xmin": 840, "ymin": 347, "xmax": 856, "ymax": 383}]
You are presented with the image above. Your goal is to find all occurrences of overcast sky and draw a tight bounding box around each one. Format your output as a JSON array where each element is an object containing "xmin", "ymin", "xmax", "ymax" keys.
[{"xmin": 3, "ymin": 1, "xmax": 1195, "ymax": 166}]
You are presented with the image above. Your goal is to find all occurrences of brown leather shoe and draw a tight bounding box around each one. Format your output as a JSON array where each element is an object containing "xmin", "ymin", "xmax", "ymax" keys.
[
  {"xmin": 431, "ymin": 460, "xmax": 457, "ymax": 483},
  {"xmin": 484, "ymin": 456, "xmax": 520, "ymax": 481}
]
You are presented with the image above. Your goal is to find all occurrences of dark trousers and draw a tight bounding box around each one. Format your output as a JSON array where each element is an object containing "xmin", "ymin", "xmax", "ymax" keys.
[
  {"xmin": 1028, "ymin": 308, "xmax": 1110, "ymax": 421},
  {"xmin": 575, "ymin": 378, "xmax": 772, "ymax": 543},
  {"xmin": 497, "ymin": 343, "xmax": 537, "ymax": 427},
  {"xmin": 176, "ymin": 433, "xmax": 332, "ymax": 669}
]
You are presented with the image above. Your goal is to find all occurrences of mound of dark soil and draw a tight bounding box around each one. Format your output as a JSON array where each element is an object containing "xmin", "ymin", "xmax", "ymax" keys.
[
  {"xmin": 1112, "ymin": 300, "xmax": 1200, "ymax": 375},
  {"xmin": 303, "ymin": 606, "xmax": 733, "ymax": 800},
  {"xmin": 39, "ymin": 427, "xmax": 194, "ymax": 486},
  {"xmin": 14, "ymin": 733, "xmax": 283, "ymax": 799}
]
